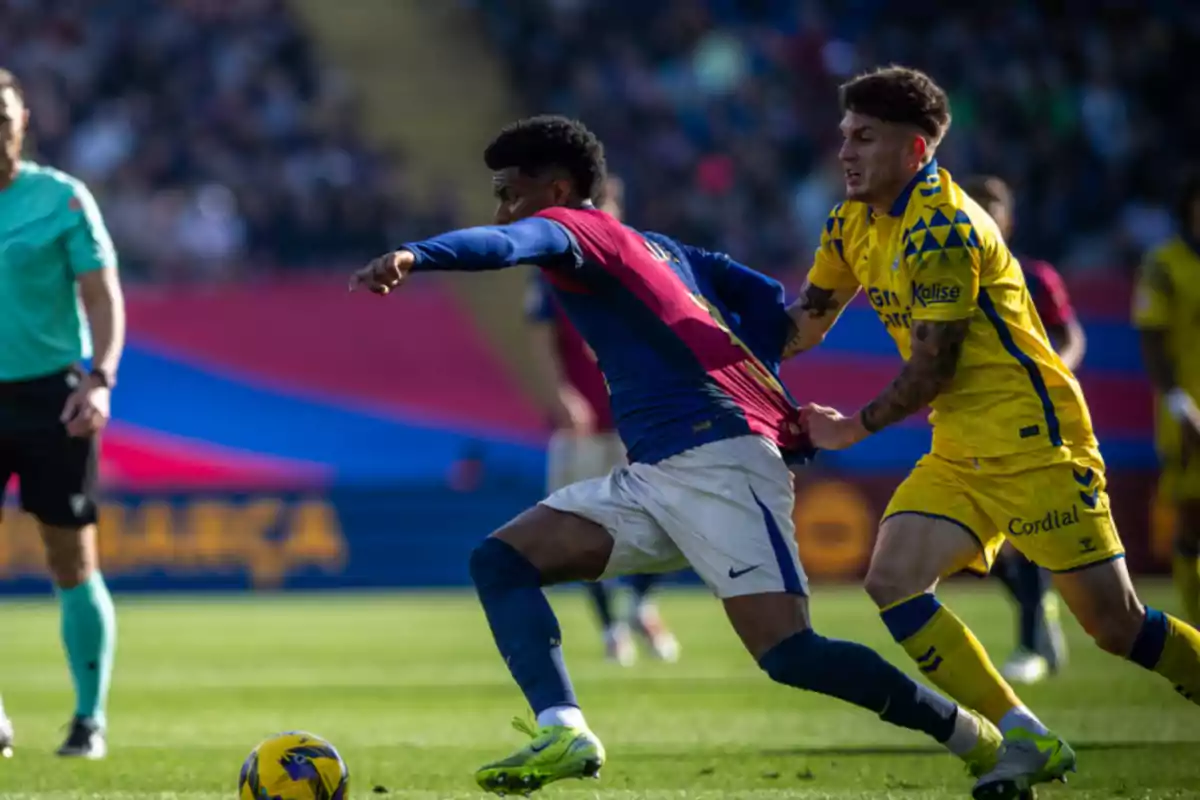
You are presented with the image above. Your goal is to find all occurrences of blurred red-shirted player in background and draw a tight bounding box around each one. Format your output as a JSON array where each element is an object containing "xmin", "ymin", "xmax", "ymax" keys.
[
  {"xmin": 964, "ymin": 175, "xmax": 1087, "ymax": 686},
  {"xmin": 524, "ymin": 175, "xmax": 680, "ymax": 666}
]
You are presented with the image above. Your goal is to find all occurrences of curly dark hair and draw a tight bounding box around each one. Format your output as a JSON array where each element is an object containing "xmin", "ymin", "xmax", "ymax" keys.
[
  {"xmin": 484, "ymin": 115, "xmax": 607, "ymax": 200},
  {"xmin": 840, "ymin": 66, "xmax": 951, "ymax": 145}
]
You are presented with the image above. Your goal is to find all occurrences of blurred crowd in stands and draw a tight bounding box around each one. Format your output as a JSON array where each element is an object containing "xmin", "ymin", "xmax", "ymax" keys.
[
  {"xmin": 474, "ymin": 0, "xmax": 1199, "ymax": 279},
  {"xmin": 1, "ymin": 0, "xmax": 450, "ymax": 281},
  {"xmin": 5, "ymin": 0, "xmax": 1195, "ymax": 281}
]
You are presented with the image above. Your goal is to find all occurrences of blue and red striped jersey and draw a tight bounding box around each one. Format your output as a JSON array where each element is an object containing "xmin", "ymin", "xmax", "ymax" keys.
[{"xmin": 403, "ymin": 206, "xmax": 808, "ymax": 464}]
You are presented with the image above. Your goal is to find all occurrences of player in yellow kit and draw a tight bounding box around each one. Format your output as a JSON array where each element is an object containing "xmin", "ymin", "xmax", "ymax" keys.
[
  {"xmin": 784, "ymin": 66, "xmax": 1200, "ymax": 800},
  {"xmin": 1133, "ymin": 169, "xmax": 1200, "ymax": 627}
]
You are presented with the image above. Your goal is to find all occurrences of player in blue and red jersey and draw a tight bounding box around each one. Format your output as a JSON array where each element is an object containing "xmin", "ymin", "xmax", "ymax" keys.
[
  {"xmin": 351, "ymin": 116, "xmax": 1008, "ymax": 796},
  {"xmin": 963, "ymin": 175, "xmax": 1087, "ymax": 686},
  {"xmin": 526, "ymin": 175, "xmax": 680, "ymax": 667}
]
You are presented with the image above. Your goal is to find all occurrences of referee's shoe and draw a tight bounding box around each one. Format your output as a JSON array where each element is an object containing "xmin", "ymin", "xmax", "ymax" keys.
[{"xmin": 56, "ymin": 715, "xmax": 105, "ymax": 759}]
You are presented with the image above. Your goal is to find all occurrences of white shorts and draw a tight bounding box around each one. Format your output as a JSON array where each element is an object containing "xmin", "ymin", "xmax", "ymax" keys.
[
  {"xmin": 546, "ymin": 431, "xmax": 626, "ymax": 493},
  {"xmin": 541, "ymin": 435, "xmax": 807, "ymax": 599}
]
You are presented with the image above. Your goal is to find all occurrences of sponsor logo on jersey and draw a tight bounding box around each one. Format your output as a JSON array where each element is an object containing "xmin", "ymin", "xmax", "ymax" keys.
[
  {"xmin": 911, "ymin": 281, "xmax": 961, "ymax": 307},
  {"xmin": 1007, "ymin": 505, "xmax": 1080, "ymax": 537}
]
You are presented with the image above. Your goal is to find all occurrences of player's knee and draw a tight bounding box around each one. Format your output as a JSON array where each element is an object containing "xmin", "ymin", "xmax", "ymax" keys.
[
  {"xmin": 39, "ymin": 523, "xmax": 96, "ymax": 589},
  {"xmin": 757, "ymin": 629, "xmax": 818, "ymax": 685},
  {"xmin": 1083, "ymin": 606, "xmax": 1146, "ymax": 657},
  {"xmin": 863, "ymin": 563, "xmax": 923, "ymax": 609},
  {"xmin": 469, "ymin": 536, "xmax": 540, "ymax": 592}
]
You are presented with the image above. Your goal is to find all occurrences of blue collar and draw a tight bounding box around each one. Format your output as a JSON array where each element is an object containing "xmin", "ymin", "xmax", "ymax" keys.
[{"xmin": 887, "ymin": 160, "xmax": 939, "ymax": 217}]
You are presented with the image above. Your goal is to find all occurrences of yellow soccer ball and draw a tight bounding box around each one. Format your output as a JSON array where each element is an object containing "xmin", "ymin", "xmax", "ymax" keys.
[{"xmin": 238, "ymin": 731, "xmax": 350, "ymax": 800}]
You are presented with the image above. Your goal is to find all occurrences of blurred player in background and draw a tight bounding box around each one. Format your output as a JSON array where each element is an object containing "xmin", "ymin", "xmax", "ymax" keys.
[
  {"xmin": 963, "ymin": 175, "xmax": 1087, "ymax": 686},
  {"xmin": 0, "ymin": 68, "xmax": 122, "ymax": 759},
  {"xmin": 791, "ymin": 66, "xmax": 1200, "ymax": 799},
  {"xmin": 525, "ymin": 175, "xmax": 680, "ymax": 666},
  {"xmin": 1134, "ymin": 168, "xmax": 1200, "ymax": 627},
  {"xmin": 353, "ymin": 115, "xmax": 1013, "ymax": 797}
]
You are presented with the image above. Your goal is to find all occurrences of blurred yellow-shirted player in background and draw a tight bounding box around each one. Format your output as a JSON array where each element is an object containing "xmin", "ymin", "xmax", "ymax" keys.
[
  {"xmin": 784, "ymin": 65, "xmax": 1200, "ymax": 800},
  {"xmin": 1134, "ymin": 169, "xmax": 1200, "ymax": 626}
]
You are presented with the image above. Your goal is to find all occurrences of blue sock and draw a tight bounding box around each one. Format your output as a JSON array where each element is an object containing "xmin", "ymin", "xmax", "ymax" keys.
[
  {"xmin": 626, "ymin": 573, "xmax": 658, "ymax": 608},
  {"xmin": 59, "ymin": 572, "xmax": 116, "ymax": 728},
  {"xmin": 584, "ymin": 581, "xmax": 615, "ymax": 629},
  {"xmin": 759, "ymin": 630, "xmax": 957, "ymax": 743},
  {"xmin": 470, "ymin": 538, "xmax": 578, "ymax": 714},
  {"xmin": 1129, "ymin": 607, "xmax": 1168, "ymax": 670}
]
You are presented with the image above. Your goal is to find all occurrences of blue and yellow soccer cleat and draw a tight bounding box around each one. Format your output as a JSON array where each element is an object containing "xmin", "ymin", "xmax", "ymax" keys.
[
  {"xmin": 972, "ymin": 728, "xmax": 1076, "ymax": 800},
  {"xmin": 475, "ymin": 716, "xmax": 605, "ymax": 796}
]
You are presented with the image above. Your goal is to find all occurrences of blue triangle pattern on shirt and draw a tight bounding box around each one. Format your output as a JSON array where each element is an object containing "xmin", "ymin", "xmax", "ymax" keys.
[
  {"xmin": 928, "ymin": 208, "xmax": 953, "ymax": 228},
  {"xmin": 941, "ymin": 226, "xmax": 966, "ymax": 249}
]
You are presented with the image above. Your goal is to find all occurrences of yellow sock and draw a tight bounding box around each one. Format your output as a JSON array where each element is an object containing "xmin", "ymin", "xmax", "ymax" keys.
[
  {"xmin": 881, "ymin": 593, "xmax": 1023, "ymax": 724},
  {"xmin": 1173, "ymin": 553, "xmax": 1200, "ymax": 625},
  {"xmin": 1130, "ymin": 608, "xmax": 1200, "ymax": 706}
]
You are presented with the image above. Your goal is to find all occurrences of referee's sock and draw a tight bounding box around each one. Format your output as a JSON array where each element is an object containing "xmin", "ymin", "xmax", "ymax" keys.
[{"xmin": 59, "ymin": 572, "xmax": 116, "ymax": 728}]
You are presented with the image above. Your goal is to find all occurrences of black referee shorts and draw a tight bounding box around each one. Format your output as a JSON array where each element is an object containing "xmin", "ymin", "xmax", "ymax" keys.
[{"xmin": 0, "ymin": 367, "xmax": 100, "ymax": 528}]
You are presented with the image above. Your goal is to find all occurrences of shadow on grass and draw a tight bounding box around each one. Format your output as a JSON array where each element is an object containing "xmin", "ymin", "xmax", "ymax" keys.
[
  {"xmin": 760, "ymin": 741, "xmax": 1200, "ymax": 758},
  {"xmin": 621, "ymin": 741, "xmax": 1200, "ymax": 762}
]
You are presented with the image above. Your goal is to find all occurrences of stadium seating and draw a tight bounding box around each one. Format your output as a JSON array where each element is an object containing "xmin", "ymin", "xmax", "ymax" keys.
[
  {"xmin": 1, "ymin": 0, "xmax": 432, "ymax": 279},
  {"xmin": 473, "ymin": 0, "xmax": 1197, "ymax": 277}
]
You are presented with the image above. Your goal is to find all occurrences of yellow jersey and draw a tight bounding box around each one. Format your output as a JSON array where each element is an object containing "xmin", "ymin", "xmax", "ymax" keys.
[
  {"xmin": 1132, "ymin": 236, "xmax": 1200, "ymax": 399},
  {"xmin": 807, "ymin": 161, "xmax": 1096, "ymax": 461}
]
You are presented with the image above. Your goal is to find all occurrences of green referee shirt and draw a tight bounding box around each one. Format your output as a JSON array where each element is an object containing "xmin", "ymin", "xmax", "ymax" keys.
[{"xmin": 0, "ymin": 161, "xmax": 117, "ymax": 381}]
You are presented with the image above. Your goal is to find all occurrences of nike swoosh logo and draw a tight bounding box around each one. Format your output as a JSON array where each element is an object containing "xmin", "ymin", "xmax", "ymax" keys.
[
  {"xmin": 727, "ymin": 565, "xmax": 760, "ymax": 579},
  {"xmin": 530, "ymin": 740, "xmax": 551, "ymax": 753}
]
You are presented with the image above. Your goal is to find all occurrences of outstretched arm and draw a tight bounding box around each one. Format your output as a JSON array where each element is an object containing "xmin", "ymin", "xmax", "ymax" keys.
[{"xmin": 350, "ymin": 217, "xmax": 579, "ymax": 294}]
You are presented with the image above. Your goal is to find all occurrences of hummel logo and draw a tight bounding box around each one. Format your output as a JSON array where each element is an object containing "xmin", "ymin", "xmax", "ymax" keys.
[
  {"xmin": 1072, "ymin": 467, "xmax": 1095, "ymax": 487},
  {"xmin": 727, "ymin": 565, "xmax": 760, "ymax": 579}
]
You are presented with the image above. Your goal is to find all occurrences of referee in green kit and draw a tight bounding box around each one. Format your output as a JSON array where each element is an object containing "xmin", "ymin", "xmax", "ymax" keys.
[{"xmin": 0, "ymin": 68, "xmax": 122, "ymax": 759}]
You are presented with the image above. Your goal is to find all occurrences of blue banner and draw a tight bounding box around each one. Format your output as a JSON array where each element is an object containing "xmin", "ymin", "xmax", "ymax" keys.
[{"xmin": 0, "ymin": 484, "xmax": 541, "ymax": 595}]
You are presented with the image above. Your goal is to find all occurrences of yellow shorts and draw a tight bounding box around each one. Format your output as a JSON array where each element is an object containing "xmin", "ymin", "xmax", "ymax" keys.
[{"xmin": 883, "ymin": 446, "xmax": 1125, "ymax": 574}]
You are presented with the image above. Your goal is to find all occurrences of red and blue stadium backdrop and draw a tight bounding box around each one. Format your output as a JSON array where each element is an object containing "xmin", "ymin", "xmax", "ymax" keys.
[{"xmin": 0, "ymin": 273, "xmax": 1165, "ymax": 593}]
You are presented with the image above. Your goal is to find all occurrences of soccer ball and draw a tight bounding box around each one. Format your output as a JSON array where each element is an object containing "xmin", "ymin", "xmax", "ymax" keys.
[{"xmin": 238, "ymin": 731, "xmax": 350, "ymax": 800}]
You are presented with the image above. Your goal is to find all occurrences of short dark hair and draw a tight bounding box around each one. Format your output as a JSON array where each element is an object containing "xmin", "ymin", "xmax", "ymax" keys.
[
  {"xmin": 961, "ymin": 175, "xmax": 1013, "ymax": 211},
  {"xmin": 0, "ymin": 68, "xmax": 21, "ymax": 99},
  {"xmin": 840, "ymin": 66, "xmax": 951, "ymax": 145},
  {"xmin": 484, "ymin": 115, "xmax": 607, "ymax": 200}
]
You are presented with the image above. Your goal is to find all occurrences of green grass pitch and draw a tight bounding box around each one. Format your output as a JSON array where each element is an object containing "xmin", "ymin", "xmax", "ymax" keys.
[{"xmin": 0, "ymin": 580, "xmax": 1196, "ymax": 799}]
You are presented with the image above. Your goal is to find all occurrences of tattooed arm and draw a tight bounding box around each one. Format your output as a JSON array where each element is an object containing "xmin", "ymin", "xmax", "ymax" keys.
[
  {"xmin": 782, "ymin": 281, "xmax": 860, "ymax": 359},
  {"xmin": 860, "ymin": 318, "xmax": 971, "ymax": 433},
  {"xmin": 803, "ymin": 317, "xmax": 970, "ymax": 451}
]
